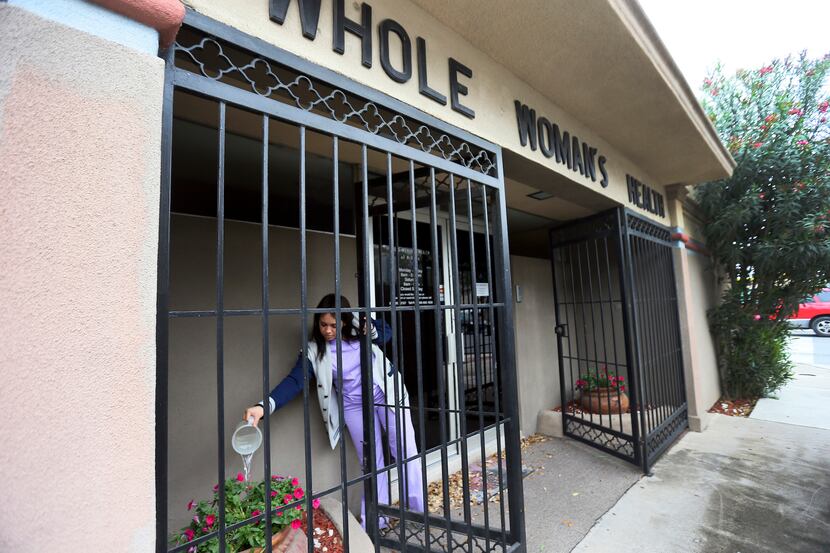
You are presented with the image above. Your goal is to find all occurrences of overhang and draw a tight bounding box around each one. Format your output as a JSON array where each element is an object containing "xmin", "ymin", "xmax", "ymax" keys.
[{"xmin": 410, "ymin": 0, "xmax": 735, "ymax": 185}]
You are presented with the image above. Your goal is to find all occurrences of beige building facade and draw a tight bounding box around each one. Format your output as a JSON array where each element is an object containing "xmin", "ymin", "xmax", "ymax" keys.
[{"xmin": 0, "ymin": 1, "xmax": 733, "ymax": 552}]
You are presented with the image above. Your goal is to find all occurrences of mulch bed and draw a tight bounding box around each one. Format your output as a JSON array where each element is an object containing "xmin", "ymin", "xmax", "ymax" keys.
[
  {"xmin": 708, "ymin": 397, "xmax": 758, "ymax": 417},
  {"xmin": 300, "ymin": 509, "xmax": 343, "ymax": 553}
]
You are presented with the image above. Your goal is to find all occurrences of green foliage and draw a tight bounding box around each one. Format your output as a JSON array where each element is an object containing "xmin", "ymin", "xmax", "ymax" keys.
[
  {"xmin": 695, "ymin": 52, "xmax": 830, "ymax": 398},
  {"xmin": 172, "ymin": 474, "xmax": 313, "ymax": 553}
]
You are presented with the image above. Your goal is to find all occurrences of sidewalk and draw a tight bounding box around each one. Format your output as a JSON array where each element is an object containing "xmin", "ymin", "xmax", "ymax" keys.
[{"xmin": 572, "ymin": 415, "xmax": 830, "ymax": 553}]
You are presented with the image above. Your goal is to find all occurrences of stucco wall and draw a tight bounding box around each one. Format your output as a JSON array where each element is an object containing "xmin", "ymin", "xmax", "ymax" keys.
[
  {"xmin": 167, "ymin": 214, "xmax": 364, "ymax": 530},
  {"xmin": 0, "ymin": 5, "xmax": 163, "ymax": 552},
  {"xmin": 511, "ymin": 255, "xmax": 559, "ymax": 435},
  {"xmin": 685, "ymin": 250, "xmax": 721, "ymax": 424}
]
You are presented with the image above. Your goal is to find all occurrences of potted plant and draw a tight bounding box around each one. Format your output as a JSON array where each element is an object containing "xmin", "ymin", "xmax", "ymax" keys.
[
  {"xmin": 173, "ymin": 473, "xmax": 319, "ymax": 553},
  {"xmin": 575, "ymin": 368, "xmax": 629, "ymax": 414}
]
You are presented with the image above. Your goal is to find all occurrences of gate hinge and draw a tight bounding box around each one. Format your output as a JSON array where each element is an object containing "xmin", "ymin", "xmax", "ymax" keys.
[{"xmin": 555, "ymin": 324, "xmax": 568, "ymax": 337}]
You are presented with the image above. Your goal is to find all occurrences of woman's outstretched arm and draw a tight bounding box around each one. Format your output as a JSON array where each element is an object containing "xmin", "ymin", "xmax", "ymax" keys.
[{"xmin": 244, "ymin": 353, "xmax": 310, "ymax": 426}]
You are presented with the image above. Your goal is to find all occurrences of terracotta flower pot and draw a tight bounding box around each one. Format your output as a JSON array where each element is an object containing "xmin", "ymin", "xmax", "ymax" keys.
[
  {"xmin": 580, "ymin": 387, "xmax": 629, "ymax": 415},
  {"xmin": 240, "ymin": 526, "xmax": 308, "ymax": 553}
]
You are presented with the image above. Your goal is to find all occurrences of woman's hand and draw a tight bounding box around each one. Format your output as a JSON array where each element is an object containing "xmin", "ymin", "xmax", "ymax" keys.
[{"xmin": 244, "ymin": 405, "xmax": 265, "ymax": 428}]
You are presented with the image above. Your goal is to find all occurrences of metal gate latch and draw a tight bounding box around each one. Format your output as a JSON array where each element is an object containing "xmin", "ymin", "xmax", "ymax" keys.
[{"xmin": 555, "ymin": 324, "xmax": 568, "ymax": 337}]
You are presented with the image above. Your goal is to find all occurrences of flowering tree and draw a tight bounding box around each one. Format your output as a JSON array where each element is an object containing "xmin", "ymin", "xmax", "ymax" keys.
[{"xmin": 695, "ymin": 52, "xmax": 830, "ymax": 398}]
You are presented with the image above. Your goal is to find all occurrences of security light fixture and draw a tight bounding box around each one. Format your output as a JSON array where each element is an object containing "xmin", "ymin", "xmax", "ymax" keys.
[{"xmin": 527, "ymin": 190, "xmax": 554, "ymax": 200}]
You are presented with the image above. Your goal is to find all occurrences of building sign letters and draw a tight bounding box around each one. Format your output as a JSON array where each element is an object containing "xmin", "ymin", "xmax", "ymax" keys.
[
  {"xmin": 514, "ymin": 100, "xmax": 666, "ymax": 218},
  {"xmin": 513, "ymin": 100, "xmax": 609, "ymax": 187},
  {"xmin": 626, "ymin": 174, "xmax": 665, "ymax": 217},
  {"xmin": 269, "ymin": 0, "xmax": 476, "ymax": 118}
]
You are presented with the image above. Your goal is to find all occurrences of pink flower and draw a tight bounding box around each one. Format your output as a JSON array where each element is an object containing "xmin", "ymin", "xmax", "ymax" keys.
[
  {"xmin": 236, "ymin": 472, "xmax": 245, "ymax": 482},
  {"xmin": 276, "ymin": 511, "xmax": 283, "ymax": 517},
  {"xmin": 295, "ymin": 505, "xmax": 303, "ymax": 511},
  {"xmin": 272, "ymin": 475, "xmax": 283, "ymax": 480},
  {"xmin": 184, "ymin": 528, "xmax": 195, "ymax": 542},
  {"xmin": 188, "ymin": 547, "xmax": 197, "ymax": 553},
  {"xmin": 251, "ymin": 509, "xmax": 261, "ymax": 518},
  {"xmin": 788, "ymin": 108, "xmax": 803, "ymax": 116},
  {"xmin": 291, "ymin": 477, "xmax": 300, "ymax": 487},
  {"xmin": 187, "ymin": 500, "xmax": 195, "ymax": 511},
  {"xmin": 819, "ymin": 101, "xmax": 829, "ymax": 113},
  {"xmin": 312, "ymin": 498, "xmax": 321, "ymax": 509},
  {"xmin": 213, "ymin": 484, "xmax": 219, "ymax": 492},
  {"xmin": 206, "ymin": 514, "xmax": 216, "ymax": 528},
  {"xmin": 291, "ymin": 519, "xmax": 302, "ymax": 530},
  {"xmin": 754, "ymin": 314, "xmax": 761, "ymax": 321},
  {"xmin": 764, "ymin": 114, "xmax": 777, "ymax": 123},
  {"xmin": 193, "ymin": 515, "xmax": 200, "ymax": 525},
  {"xmin": 703, "ymin": 77, "xmax": 713, "ymax": 87},
  {"xmin": 293, "ymin": 488, "xmax": 304, "ymax": 500},
  {"xmin": 271, "ymin": 490, "xmax": 278, "ymax": 498},
  {"xmin": 759, "ymin": 193, "xmax": 766, "ymax": 200},
  {"xmin": 759, "ymin": 65, "xmax": 773, "ymax": 76},
  {"xmin": 797, "ymin": 140, "xmax": 809, "ymax": 146},
  {"xmin": 821, "ymin": 117, "xmax": 827, "ymax": 123},
  {"xmin": 753, "ymin": 142, "xmax": 763, "ymax": 149},
  {"xmin": 284, "ymin": 494, "xmax": 293, "ymax": 504},
  {"xmin": 202, "ymin": 527, "xmax": 209, "ymax": 533}
]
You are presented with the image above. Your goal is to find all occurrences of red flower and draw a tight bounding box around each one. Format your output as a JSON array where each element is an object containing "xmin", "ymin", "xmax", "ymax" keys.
[
  {"xmin": 760, "ymin": 124, "xmax": 768, "ymax": 131},
  {"xmin": 284, "ymin": 494, "xmax": 293, "ymax": 504},
  {"xmin": 251, "ymin": 509, "xmax": 261, "ymax": 518},
  {"xmin": 187, "ymin": 500, "xmax": 195, "ymax": 511},
  {"xmin": 754, "ymin": 314, "xmax": 762, "ymax": 321},
  {"xmin": 759, "ymin": 65, "xmax": 773, "ymax": 76},
  {"xmin": 753, "ymin": 142, "xmax": 763, "ymax": 149},
  {"xmin": 236, "ymin": 472, "xmax": 245, "ymax": 482},
  {"xmin": 788, "ymin": 108, "xmax": 803, "ymax": 116},
  {"xmin": 797, "ymin": 140, "xmax": 809, "ymax": 146},
  {"xmin": 312, "ymin": 498, "xmax": 321, "ymax": 509},
  {"xmin": 291, "ymin": 519, "xmax": 302, "ymax": 530},
  {"xmin": 184, "ymin": 529, "xmax": 195, "ymax": 542},
  {"xmin": 206, "ymin": 514, "xmax": 216, "ymax": 527},
  {"xmin": 819, "ymin": 101, "xmax": 829, "ymax": 113},
  {"xmin": 821, "ymin": 117, "xmax": 827, "ymax": 123},
  {"xmin": 271, "ymin": 490, "xmax": 278, "ymax": 498},
  {"xmin": 291, "ymin": 477, "xmax": 300, "ymax": 487},
  {"xmin": 202, "ymin": 527, "xmax": 209, "ymax": 533},
  {"xmin": 293, "ymin": 488, "xmax": 304, "ymax": 500},
  {"xmin": 764, "ymin": 114, "xmax": 777, "ymax": 123},
  {"xmin": 213, "ymin": 484, "xmax": 219, "ymax": 492},
  {"xmin": 276, "ymin": 511, "xmax": 283, "ymax": 517},
  {"xmin": 759, "ymin": 193, "xmax": 766, "ymax": 200}
]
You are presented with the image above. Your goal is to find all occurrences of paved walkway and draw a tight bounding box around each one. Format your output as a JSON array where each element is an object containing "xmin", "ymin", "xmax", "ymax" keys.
[
  {"xmin": 572, "ymin": 415, "xmax": 830, "ymax": 553},
  {"xmin": 751, "ymin": 335, "xmax": 830, "ymax": 430}
]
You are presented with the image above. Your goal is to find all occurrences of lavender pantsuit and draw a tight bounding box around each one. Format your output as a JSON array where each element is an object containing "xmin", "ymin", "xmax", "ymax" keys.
[{"xmin": 332, "ymin": 341, "xmax": 425, "ymax": 521}]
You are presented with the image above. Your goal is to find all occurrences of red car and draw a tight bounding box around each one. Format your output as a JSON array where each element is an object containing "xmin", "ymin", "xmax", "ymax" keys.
[{"xmin": 789, "ymin": 289, "xmax": 830, "ymax": 336}]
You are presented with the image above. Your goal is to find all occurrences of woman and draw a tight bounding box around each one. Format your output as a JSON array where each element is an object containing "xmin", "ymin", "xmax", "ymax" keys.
[{"xmin": 244, "ymin": 294, "xmax": 425, "ymax": 525}]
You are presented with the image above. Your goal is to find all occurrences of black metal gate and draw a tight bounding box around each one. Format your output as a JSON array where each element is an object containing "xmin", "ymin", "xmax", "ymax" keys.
[
  {"xmin": 550, "ymin": 208, "xmax": 687, "ymax": 473},
  {"xmin": 156, "ymin": 9, "xmax": 526, "ymax": 553}
]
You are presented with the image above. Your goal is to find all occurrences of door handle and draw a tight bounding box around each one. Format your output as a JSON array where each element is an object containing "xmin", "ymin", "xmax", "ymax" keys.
[{"xmin": 555, "ymin": 324, "xmax": 568, "ymax": 338}]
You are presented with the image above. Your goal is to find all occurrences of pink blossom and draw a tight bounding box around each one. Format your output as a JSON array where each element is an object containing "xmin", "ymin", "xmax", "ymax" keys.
[
  {"xmin": 818, "ymin": 101, "xmax": 828, "ymax": 113},
  {"xmin": 206, "ymin": 514, "xmax": 216, "ymax": 528},
  {"xmin": 291, "ymin": 477, "xmax": 300, "ymax": 487},
  {"xmin": 251, "ymin": 509, "xmax": 261, "ymax": 518},
  {"xmin": 788, "ymin": 108, "xmax": 803, "ymax": 116},
  {"xmin": 271, "ymin": 490, "xmax": 278, "ymax": 498},
  {"xmin": 284, "ymin": 494, "xmax": 293, "ymax": 504},
  {"xmin": 759, "ymin": 193, "xmax": 766, "ymax": 200},
  {"xmin": 202, "ymin": 527, "xmax": 209, "ymax": 533},
  {"xmin": 291, "ymin": 519, "xmax": 302, "ymax": 530},
  {"xmin": 272, "ymin": 475, "xmax": 283, "ymax": 480},
  {"xmin": 764, "ymin": 114, "xmax": 777, "ymax": 123},
  {"xmin": 188, "ymin": 547, "xmax": 197, "ymax": 553},
  {"xmin": 213, "ymin": 484, "xmax": 219, "ymax": 492},
  {"xmin": 821, "ymin": 117, "xmax": 827, "ymax": 123},
  {"xmin": 753, "ymin": 142, "xmax": 763, "ymax": 149},
  {"xmin": 759, "ymin": 65, "xmax": 773, "ymax": 76},
  {"xmin": 754, "ymin": 314, "xmax": 762, "ymax": 321},
  {"xmin": 276, "ymin": 511, "xmax": 283, "ymax": 517},
  {"xmin": 703, "ymin": 77, "xmax": 713, "ymax": 87},
  {"xmin": 184, "ymin": 528, "xmax": 195, "ymax": 542},
  {"xmin": 294, "ymin": 488, "xmax": 304, "ymax": 500},
  {"xmin": 296, "ymin": 505, "xmax": 303, "ymax": 511},
  {"xmin": 193, "ymin": 515, "xmax": 200, "ymax": 525},
  {"xmin": 187, "ymin": 500, "xmax": 195, "ymax": 511},
  {"xmin": 797, "ymin": 140, "xmax": 809, "ymax": 146},
  {"xmin": 312, "ymin": 498, "xmax": 321, "ymax": 509}
]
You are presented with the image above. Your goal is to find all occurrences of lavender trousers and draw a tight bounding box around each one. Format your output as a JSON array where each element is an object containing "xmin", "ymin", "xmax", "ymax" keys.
[{"xmin": 342, "ymin": 386, "xmax": 425, "ymax": 525}]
